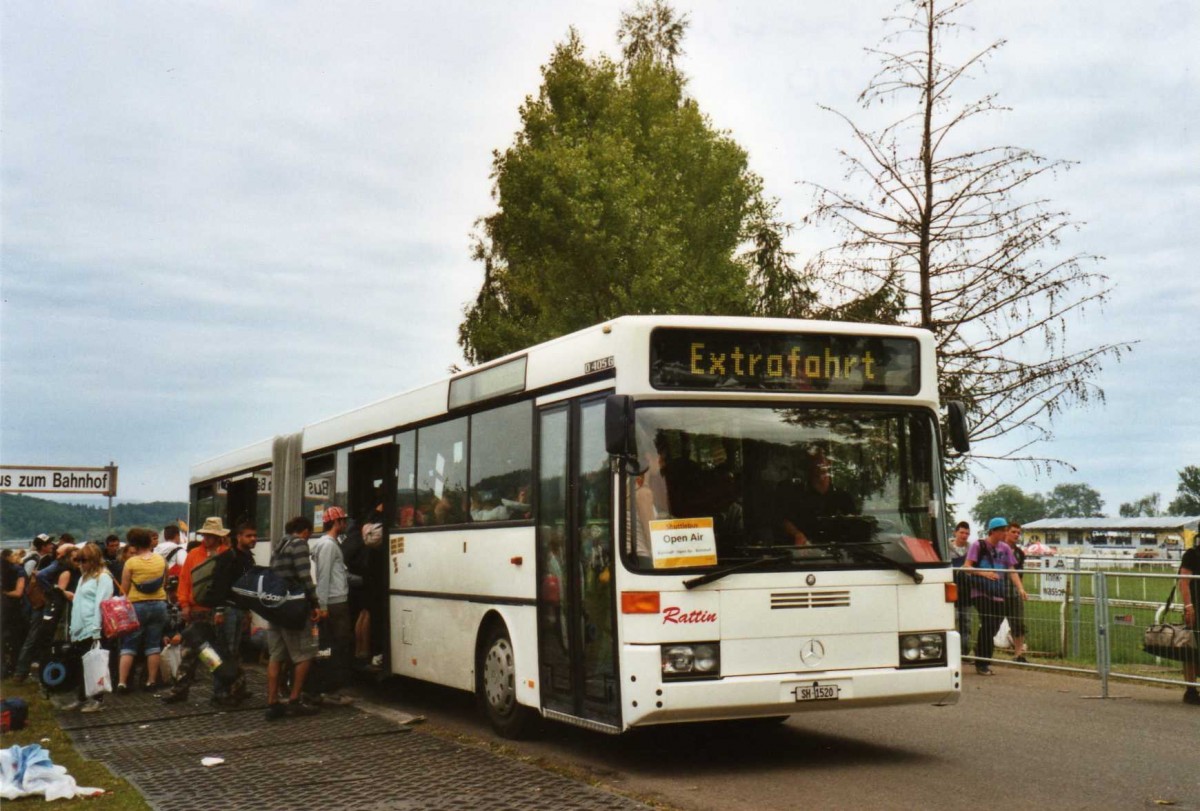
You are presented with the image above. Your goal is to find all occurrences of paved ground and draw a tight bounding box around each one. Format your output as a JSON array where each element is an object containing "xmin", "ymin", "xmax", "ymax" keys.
[{"xmin": 56, "ymin": 668, "xmax": 651, "ymax": 811}]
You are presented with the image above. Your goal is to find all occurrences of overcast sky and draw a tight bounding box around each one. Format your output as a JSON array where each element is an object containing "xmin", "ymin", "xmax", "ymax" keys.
[{"xmin": 2, "ymin": 0, "xmax": 1197, "ymax": 521}]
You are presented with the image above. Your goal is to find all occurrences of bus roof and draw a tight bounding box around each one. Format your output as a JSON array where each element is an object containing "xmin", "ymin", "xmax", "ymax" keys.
[{"xmin": 191, "ymin": 315, "xmax": 935, "ymax": 485}]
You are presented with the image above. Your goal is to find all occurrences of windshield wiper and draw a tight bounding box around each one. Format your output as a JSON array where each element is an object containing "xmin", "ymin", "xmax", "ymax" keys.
[
  {"xmin": 840, "ymin": 542, "xmax": 924, "ymax": 584},
  {"xmin": 683, "ymin": 554, "xmax": 793, "ymax": 590}
]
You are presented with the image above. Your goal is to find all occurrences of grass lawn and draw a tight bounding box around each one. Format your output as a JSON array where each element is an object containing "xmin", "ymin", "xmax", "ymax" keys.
[{"xmin": 1, "ymin": 678, "xmax": 149, "ymax": 810}]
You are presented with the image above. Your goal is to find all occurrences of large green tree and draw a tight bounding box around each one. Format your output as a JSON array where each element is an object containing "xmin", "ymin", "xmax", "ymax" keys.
[
  {"xmin": 1043, "ymin": 483, "xmax": 1105, "ymax": 518},
  {"xmin": 971, "ymin": 484, "xmax": 1046, "ymax": 527},
  {"xmin": 458, "ymin": 2, "xmax": 803, "ymax": 364},
  {"xmin": 1167, "ymin": 465, "xmax": 1200, "ymax": 516}
]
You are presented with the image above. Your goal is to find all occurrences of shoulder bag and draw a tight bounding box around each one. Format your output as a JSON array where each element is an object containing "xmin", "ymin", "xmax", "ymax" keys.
[
  {"xmin": 972, "ymin": 542, "xmax": 1008, "ymax": 599},
  {"xmin": 1143, "ymin": 587, "xmax": 1198, "ymax": 663}
]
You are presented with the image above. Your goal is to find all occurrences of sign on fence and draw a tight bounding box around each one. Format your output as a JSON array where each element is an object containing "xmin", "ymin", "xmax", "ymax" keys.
[
  {"xmin": 1035, "ymin": 558, "xmax": 1068, "ymax": 602},
  {"xmin": 0, "ymin": 465, "xmax": 118, "ymax": 496}
]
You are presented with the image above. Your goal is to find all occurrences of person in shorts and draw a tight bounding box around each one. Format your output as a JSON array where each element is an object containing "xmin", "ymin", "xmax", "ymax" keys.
[
  {"xmin": 265, "ymin": 516, "xmax": 321, "ymax": 720},
  {"xmin": 118, "ymin": 528, "xmax": 169, "ymax": 692}
]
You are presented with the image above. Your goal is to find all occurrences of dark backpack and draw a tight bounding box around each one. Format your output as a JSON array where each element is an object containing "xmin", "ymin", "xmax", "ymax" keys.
[
  {"xmin": 26, "ymin": 573, "xmax": 47, "ymax": 610},
  {"xmin": 1, "ymin": 698, "xmax": 29, "ymax": 732},
  {"xmin": 190, "ymin": 555, "xmax": 220, "ymax": 607}
]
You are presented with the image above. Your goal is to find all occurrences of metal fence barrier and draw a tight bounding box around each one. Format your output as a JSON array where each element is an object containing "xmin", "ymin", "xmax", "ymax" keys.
[{"xmin": 959, "ymin": 558, "xmax": 1197, "ymax": 698}]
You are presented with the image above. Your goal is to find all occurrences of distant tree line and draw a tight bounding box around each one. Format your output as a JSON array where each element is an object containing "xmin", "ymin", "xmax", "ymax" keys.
[
  {"xmin": 0, "ymin": 493, "xmax": 187, "ymax": 543},
  {"xmin": 968, "ymin": 465, "xmax": 1200, "ymax": 526}
]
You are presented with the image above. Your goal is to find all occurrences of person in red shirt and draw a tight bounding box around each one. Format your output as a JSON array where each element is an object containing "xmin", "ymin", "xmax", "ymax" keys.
[{"xmin": 159, "ymin": 517, "xmax": 232, "ymax": 704}]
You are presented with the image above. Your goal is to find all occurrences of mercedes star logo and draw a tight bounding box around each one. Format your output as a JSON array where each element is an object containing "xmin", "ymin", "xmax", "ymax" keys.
[
  {"xmin": 806, "ymin": 574, "xmax": 816, "ymax": 586},
  {"xmin": 800, "ymin": 639, "xmax": 825, "ymax": 666}
]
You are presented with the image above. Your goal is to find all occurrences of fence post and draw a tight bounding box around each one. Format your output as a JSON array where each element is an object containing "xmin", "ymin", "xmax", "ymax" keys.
[
  {"xmin": 1094, "ymin": 572, "xmax": 1110, "ymax": 698},
  {"xmin": 1070, "ymin": 557, "xmax": 1082, "ymax": 659}
]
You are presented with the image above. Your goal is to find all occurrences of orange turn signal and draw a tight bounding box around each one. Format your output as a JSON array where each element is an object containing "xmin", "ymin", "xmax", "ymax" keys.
[
  {"xmin": 945, "ymin": 582, "xmax": 958, "ymax": 603},
  {"xmin": 621, "ymin": 591, "xmax": 661, "ymax": 614}
]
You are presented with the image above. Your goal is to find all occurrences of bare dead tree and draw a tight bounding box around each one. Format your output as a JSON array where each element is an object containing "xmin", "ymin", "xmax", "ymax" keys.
[{"xmin": 804, "ymin": 0, "xmax": 1131, "ymax": 471}]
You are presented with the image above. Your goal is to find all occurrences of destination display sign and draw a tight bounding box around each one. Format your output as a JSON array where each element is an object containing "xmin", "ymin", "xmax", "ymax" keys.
[
  {"xmin": 650, "ymin": 328, "xmax": 920, "ymax": 395},
  {"xmin": 0, "ymin": 465, "xmax": 118, "ymax": 496}
]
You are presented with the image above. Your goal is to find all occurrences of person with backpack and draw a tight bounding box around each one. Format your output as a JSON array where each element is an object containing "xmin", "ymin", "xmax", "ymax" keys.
[
  {"xmin": 118, "ymin": 528, "xmax": 169, "ymax": 692},
  {"xmin": 264, "ymin": 516, "xmax": 321, "ymax": 721},
  {"xmin": 197, "ymin": 521, "xmax": 258, "ymax": 706},
  {"xmin": 10, "ymin": 542, "xmax": 77, "ymax": 684},
  {"xmin": 963, "ymin": 517, "xmax": 1025, "ymax": 676},
  {"xmin": 23, "ymin": 535, "xmax": 55, "ymax": 579},
  {"xmin": 158, "ymin": 517, "xmax": 232, "ymax": 704},
  {"xmin": 156, "ymin": 524, "xmax": 187, "ymax": 574}
]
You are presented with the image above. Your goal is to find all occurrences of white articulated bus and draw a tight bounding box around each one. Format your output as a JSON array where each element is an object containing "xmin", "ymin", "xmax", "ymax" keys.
[{"xmin": 190, "ymin": 315, "xmax": 967, "ymax": 736}]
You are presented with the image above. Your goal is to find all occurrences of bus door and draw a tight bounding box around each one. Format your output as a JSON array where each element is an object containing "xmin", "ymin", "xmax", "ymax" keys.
[
  {"xmin": 536, "ymin": 396, "xmax": 619, "ymax": 725},
  {"xmin": 224, "ymin": 477, "xmax": 257, "ymax": 531},
  {"xmin": 348, "ymin": 443, "xmax": 397, "ymax": 669}
]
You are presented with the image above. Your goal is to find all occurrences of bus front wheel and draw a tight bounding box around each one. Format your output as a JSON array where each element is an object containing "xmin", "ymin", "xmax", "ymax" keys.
[{"xmin": 478, "ymin": 624, "xmax": 533, "ymax": 739}]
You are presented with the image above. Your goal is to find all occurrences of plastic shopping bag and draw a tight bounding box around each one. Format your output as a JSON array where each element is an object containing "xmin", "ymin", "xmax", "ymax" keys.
[
  {"xmin": 100, "ymin": 597, "xmax": 139, "ymax": 638},
  {"xmin": 993, "ymin": 618, "xmax": 1013, "ymax": 650},
  {"xmin": 81, "ymin": 643, "xmax": 112, "ymax": 696},
  {"xmin": 160, "ymin": 643, "xmax": 182, "ymax": 683}
]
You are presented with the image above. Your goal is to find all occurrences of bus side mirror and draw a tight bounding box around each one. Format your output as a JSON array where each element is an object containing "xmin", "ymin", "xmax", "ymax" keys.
[
  {"xmin": 947, "ymin": 401, "xmax": 970, "ymax": 454},
  {"xmin": 605, "ymin": 395, "xmax": 635, "ymax": 457}
]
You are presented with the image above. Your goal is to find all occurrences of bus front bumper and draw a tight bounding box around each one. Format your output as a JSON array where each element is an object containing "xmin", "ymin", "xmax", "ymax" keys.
[{"xmin": 621, "ymin": 644, "xmax": 962, "ymax": 728}]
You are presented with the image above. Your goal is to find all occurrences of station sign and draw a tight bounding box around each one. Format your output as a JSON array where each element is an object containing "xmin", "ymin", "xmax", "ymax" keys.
[{"xmin": 0, "ymin": 465, "xmax": 118, "ymax": 496}]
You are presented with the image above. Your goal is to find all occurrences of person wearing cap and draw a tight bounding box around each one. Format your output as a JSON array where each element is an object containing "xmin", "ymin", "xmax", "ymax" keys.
[
  {"xmin": 307, "ymin": 506, "xmax": 356, "ymax": 706},
  {"xmin": 159, "ymin": 516, "xmax": 232, "ymax": 703},
  {"xmin": 963, "ymin": 517, "xmax": 1025, "ymax": 676},
  {"xmin": 24, "ymin": 535, "xmax": 56, "ymax": 577}
]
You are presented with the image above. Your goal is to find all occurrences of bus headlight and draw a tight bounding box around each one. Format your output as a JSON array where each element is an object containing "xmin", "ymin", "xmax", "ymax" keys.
[
  {"xmin": 898, "ymin": 633, "xmax": 945, "ymax": 667},
  {"xmin": 661, "ymin": 642, "xmax": 721, "ymax": 680}
]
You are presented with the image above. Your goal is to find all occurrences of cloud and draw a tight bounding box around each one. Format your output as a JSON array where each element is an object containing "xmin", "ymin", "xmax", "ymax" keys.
[{"xmin": 2, "ymin": 0, "xmax": 1197, "ymax": 511}]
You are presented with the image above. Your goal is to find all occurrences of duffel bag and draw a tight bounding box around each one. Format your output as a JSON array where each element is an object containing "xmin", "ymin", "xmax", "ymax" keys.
[
  {"xmin": 1143, "ymin": 586, "xmax": 1199, "ymax": 663},
  {"xmin": 230, "ymin": 566, "xmax": 309, "ymax": 630}
]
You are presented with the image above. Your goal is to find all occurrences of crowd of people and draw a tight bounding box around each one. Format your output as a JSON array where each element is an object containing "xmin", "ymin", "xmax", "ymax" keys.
[
  {"xmin": 950, "ymin": 515, "xmax": 1199, "ymax": 705},
  {"xmin": 0, "ymin": 506, "xmax": 380, "ymax": 721}
]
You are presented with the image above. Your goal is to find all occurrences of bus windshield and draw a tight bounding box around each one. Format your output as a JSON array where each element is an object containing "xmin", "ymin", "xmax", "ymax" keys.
[{"xmin": 626, "ymin": 405, "xmax": 944, "ymax": 572}]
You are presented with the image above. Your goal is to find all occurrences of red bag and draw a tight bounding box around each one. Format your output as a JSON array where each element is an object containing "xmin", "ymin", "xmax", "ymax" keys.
[
  {"xmin": 540, "ymin": 574, "xmax": 560, "ymax": 604},
  {"xmin": 101, "ymin": 596, "xmax": 140, "ymax": 638}
]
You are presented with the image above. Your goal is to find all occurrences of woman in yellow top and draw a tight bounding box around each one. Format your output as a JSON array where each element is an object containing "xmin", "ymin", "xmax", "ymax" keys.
[{"xmin": 118, "ymin": 527, "xmax": 168, "ymax": 692}]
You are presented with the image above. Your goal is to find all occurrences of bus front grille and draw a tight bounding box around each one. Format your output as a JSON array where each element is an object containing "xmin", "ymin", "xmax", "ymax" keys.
[{"xmin": 770, "ymin": 590, "xmax": 851, "ymax": 609}]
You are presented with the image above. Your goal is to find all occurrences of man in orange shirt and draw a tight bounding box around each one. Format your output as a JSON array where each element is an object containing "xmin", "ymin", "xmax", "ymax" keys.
[{"xmin": 160, "ymin": 517, "xmax": 234, "ymax": 704}]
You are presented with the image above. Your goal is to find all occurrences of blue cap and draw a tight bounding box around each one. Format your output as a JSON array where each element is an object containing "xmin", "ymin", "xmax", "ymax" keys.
[{"xmin": 987, "ymin": 517, "xmax": 1009, "ymax": 533}]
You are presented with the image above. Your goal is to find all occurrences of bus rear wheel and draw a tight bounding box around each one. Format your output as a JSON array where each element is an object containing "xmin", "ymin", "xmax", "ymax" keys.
[{"xmin": 478, "ymin": 624, "xmax": 533, "ymax": 739}]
